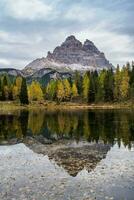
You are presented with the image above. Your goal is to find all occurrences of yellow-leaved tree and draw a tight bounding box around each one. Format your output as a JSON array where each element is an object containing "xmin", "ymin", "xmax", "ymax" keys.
[
  {"xmin": 28, "ymin": 81, "xmax": 44, "ymax": 101},
  {"xmin": 63, "ymin": 79, "xmax": 71, "ymax": 101},
  {"xmin": 120, "ymin": 66, "xmax": 130, "ymax": 100},
  {"xmin": 12, "ymin": 76, "xmax": 22, "ymax": 100},
  {"xmin": 82, "ymin": 73, "xmax": 90, "ymax": 102},
  {"xmin": 71, "ymin": 82, "xmax": 78, "ymax": 100},
  {"xmin": 56, "ymin": 80, "xmax": 65, "ymax": 102}
]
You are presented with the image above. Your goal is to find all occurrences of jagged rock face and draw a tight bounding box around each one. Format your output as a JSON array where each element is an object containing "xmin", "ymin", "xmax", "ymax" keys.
[
  {"xmin": 23, "ymin": 35, "xmax": 113, "ymax": 76},
  {"xmin": 0, "ymin": 36, "xmax": 112, "ymax": 85},
  {"xmin": 47, "ymin": 35, "xmax": 111, "ymax": 68}
]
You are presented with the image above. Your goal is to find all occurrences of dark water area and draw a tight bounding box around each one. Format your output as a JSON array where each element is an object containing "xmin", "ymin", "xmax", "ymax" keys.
[
  {"xmin": 0, "ymin": 109, "xmax": 134, "ymax": 148},
  {"xmin": 0, "ymin": 109, "xmax": 134, "ymax": 200}
]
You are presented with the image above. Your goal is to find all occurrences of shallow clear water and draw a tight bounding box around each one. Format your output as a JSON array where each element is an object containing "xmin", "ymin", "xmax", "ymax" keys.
[{"xmin": 0, "ymin": 109, "xmax": 134, "ymax": 200}]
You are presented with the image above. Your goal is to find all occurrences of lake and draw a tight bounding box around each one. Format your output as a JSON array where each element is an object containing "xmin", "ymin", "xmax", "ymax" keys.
[{"xmin": 0, "ymin": 109, "xmax": 134, "ymax": 200}]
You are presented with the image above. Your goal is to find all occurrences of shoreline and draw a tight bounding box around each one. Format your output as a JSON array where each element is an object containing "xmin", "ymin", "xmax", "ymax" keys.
[{"xmin": 0, "ymin": 101, "xmax": 134, "ymax": 111}]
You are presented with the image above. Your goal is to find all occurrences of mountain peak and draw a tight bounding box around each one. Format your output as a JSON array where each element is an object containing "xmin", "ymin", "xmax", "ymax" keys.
[
  {"xmin": 65, "ymin": 35, "xmax": 77, "ymax": 41},
  {"xmin": 46, "ymin": 35, "xmax": 110, "ymax": 66},
  {"xmin": 24, "ymin": 35, "xmax": 113, "ymax": 76},
  {"xmin": 61, "ymin": 35, "xmax": 82, "ymax": 48},
  {"xmin": 84, "ymin": 39, "xmax": 93, "ymax": 45},
  {"xmin": 83, "ymin": 39, "xmax": 100, "ymax": 53}
]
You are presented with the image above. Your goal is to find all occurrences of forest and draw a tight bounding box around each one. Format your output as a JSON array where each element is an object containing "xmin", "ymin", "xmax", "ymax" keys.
[{"xmin": 0, "ymin": 62, "xmax": 134, "ymax": 105}]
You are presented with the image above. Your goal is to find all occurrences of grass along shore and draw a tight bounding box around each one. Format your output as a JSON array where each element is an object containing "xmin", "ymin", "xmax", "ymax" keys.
[{"xmin": 0, "ymin": 100, "xmax": 134, "ymax": 111}]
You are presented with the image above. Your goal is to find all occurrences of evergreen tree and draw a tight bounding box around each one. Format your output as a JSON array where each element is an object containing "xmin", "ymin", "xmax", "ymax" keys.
[
  {"xmin": 3, "ymin": 75, "xmax": 8, "ymax": 86},
  {"xmin": 8, "ymin": 85, "xmax": 13, "ymax": 101},
  {"xmin": 1, "ymin": 76, "xmax": 8, "ymax": 101},
  {"xmin": 88, "ymin": 71, "xmax": 96, "ymax": 103},
  {"xmin": 130, "ymin": 64, "xmax": 134, "ymax": 99},
  {"xmin": 130, "ymin": 64, "xmax": 134, "ymax": 85},
  {"xmin": 74, "ymin": 71, "xmax": 82, "ymax": 95},
  {"xmin": 20, "ymin": 78, "xmax": 29, "ymax": 104},
  {"xmin": 95, "ymin": 69, "xmax": 106, "ymax": 102},
  {"xmin": 104, "ymin": 68, "xmax": 114, "ymax": 102},
  {"xmin": 130, "ymin": 83, "xmax": 134, "ymax": 100},
  {"xmin": 0, "ymin": 78, "xmax": 2, "ymax": 100}
]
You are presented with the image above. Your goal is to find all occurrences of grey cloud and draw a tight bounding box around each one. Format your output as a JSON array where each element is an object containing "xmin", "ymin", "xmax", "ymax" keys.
[{"xmin": 0, "ymin": 0, "xmax": 133, "ymax": 69}]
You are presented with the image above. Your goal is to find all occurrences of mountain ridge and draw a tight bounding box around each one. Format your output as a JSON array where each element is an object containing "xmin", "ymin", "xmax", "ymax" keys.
[
  {"xmin": 0, "ymin": 35, "xmax": 113, "ymax": 85},
  {"xmin": 23, "ymin": 35, "xmax": 113, "ymax": 76}
]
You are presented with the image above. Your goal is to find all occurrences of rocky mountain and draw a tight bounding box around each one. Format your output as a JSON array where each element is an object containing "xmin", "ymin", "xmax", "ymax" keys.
[
  {"xmin": 0, "ymin": 36, "xmax": 113, "ymax": 85},
  {"xmin": 26, "ymin": 68, "xmax": 72, "ymax": 85},
  {"xmin": 23, "ymin": 35, "xmax": 113, "ymax": 76},
  {"xmin": 0, "ymin": 67, "xmax": 71, "ymax": 86},
  {"xmin": 0, "ymin": 68, "xmax": 23, "ymax": 77}
]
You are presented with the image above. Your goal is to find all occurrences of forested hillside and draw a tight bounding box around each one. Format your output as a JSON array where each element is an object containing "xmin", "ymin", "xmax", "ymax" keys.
[{"xmin": 0, "ymin": 62, "xmax": 134, "ymax": 104}]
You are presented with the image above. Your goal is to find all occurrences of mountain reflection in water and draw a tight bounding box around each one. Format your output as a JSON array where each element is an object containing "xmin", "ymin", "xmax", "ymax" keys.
[
  {"xmin": 0, "ymin": 109, "xmax": 134, "ymax": 148},
  {"xmin": 0, "ymin": 109, "xmax": 134, "ymax": 176}
]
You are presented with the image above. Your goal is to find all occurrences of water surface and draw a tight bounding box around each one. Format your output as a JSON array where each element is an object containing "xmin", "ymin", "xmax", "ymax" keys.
[{"xmin": 0, "ymin": 109, "xmax": 134, "ymax": 200}]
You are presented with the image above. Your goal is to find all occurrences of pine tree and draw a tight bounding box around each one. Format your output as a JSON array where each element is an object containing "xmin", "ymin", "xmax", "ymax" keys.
[
  {"xmin": 88, "ymin": 71, "xmax": 96, "ymax": 103},
  {"xmin": 130, "ymin": 83, "xmax": 134, "ymax": 100},
  {"xmin": 130, "ymin": 64, "xmax": 134, "ymax": 99},
  {"xmin": 1, "ymin": 75, "xmax": 8, "ymax": 101},
  {"xmin": 20, "ymin": 78, "xmax": 29, "ymax": 104},
  {"xmin": 8, "ymin": 85, "xmax": 13, "ymax": 101},
  {"xmin": 0, "ymin": 78, "xmax": 2, "ymax": 100},
  {"xmin": 130, "ymin": 64, "xmax": 134, "ymax": 85},
  {"xmin": 74, "ymin": 71, "xmax": 82, "ymax": 95},
  {"xmin": 95, "ymin": 69, "xmax": 106, "ymax": 102},
  {"xmin": 104, "ymin": 68, "xmax": 114, "ymax": 102},
  {"xmin": 3, "ymin": 76, "xmax": 8, "ymax": 86},
  {"xmin": 82, "ymin": 73, "xmax": 90, "ymax": 102}
]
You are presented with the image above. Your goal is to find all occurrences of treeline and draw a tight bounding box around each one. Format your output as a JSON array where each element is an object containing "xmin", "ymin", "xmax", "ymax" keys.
[
  {"xmin": 0, "ymin": 62, "xmax": 134, "ymax": 104},
  {"xmin": 45, "ymin": 62, "xmax": 134, "ymax": 103},
  {"xmin": 0, "ymin": 76, "xmax": 28, "ymax": 104}
]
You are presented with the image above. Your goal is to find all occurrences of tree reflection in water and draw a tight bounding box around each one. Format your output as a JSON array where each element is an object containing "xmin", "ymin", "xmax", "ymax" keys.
[
  {"xmin": 0, "ymin": 109, "xmax": 134, "ymax": 176},
  {"xmin": 1, "ymin": 109, "xmax": 134, "ymax": 148}
]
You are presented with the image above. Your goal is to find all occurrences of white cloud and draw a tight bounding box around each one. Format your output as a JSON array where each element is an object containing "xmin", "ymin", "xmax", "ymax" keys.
[
  {"xmin": 75, "ymin": 27, "xmax": 134, "ymax": 66},
  {"xmin": 0, "ymin": 58, "xmax": 11, "ymax": 66},
  {"xmin": 3, "ymin": 0, "xmax": 53, "ymax": 20},
  {"xmin": 65, "ymin": 5, "xmax": 96, "ymax": 22},
  {"xmin": 0, "ymin": 0, "xmax": 133, "ymax": 68},
  {"xmin": 0, "ymin": 30, "xmax": 43, "ymax": 45}
]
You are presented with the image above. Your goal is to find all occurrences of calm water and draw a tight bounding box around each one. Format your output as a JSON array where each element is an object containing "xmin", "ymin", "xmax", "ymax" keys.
[
  {"xmin": 0, "ymin": 109, "xmax": 134, "ymax": 147},
  {"xmin": 0, "ymin": 109, "xmax": 134, "ymax": 200}
]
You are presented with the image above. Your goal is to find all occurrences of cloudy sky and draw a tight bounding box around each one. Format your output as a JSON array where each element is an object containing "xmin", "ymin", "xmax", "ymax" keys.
[{"xmin": 0, "ymin": 0, "xmax": 133, "ymax": 69}]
